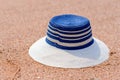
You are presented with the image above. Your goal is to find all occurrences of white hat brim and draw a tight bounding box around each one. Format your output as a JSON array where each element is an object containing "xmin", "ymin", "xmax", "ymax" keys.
[{"xmin": 29, "ymin": 36, "xmax": 109, "ymax": 68}]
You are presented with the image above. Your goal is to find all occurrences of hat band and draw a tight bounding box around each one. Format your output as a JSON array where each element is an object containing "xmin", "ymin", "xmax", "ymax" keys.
[
  {"xmin": 46, "ymin": 37, "xmax": 94, "ymax": 50},
  {"xmin": 46, "ymin": 35, "xmax": 93, "ymax": 47},
  {"xmin": 48, "ymin": 24, "xmax": 91, "ymax": 33},
  {"xmin": 47, "ymin": 31, "xmax": 92, "ymax": 41},
  {"xmin": 48, "ymin": 27, "xmax": 91, "ymax": 37}
]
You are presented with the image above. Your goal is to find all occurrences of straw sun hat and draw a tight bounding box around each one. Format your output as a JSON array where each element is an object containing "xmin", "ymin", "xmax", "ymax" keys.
[{"xmin": 29, "ymin": 14, "xmax": 109, "ymax": 68}]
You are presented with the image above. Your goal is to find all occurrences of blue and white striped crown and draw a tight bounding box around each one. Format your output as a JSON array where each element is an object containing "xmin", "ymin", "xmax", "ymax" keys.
[{"xmin": 46, "ymin": 14, "xmax": 94, "ymax": 50}]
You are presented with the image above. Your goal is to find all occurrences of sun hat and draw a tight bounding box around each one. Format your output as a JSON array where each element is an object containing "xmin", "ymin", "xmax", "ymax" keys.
[{"xmin": 29, "ymin": 14, "xmax": 109, "ymax": 68}]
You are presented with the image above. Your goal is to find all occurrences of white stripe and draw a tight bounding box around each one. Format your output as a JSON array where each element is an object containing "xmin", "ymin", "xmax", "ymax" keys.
[
  {"xmin": 46, "ymin": 36, "xmax": 93, "ymax": 47},
  {"xmin": 47, "ymin": 31, "xmax": 91, "ymax": 40},
  {"xmin": 48, "ymin": 27, "xmax": 91, "ymax": 37},
  {"xmin": 48, "ymin": 24, "xmax": 91, "ymax": 33}
]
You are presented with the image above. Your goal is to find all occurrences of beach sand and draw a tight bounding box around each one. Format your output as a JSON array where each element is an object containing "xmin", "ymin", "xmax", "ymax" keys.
[{"xmin": 0, "ymin": 0, "xmax": 120, "ymax": 80}]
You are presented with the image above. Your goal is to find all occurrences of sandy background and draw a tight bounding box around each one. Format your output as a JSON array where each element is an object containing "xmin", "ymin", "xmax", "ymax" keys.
[{"xmin": 0, "ymin": 0, "xmax": 120, "ymax": 80}]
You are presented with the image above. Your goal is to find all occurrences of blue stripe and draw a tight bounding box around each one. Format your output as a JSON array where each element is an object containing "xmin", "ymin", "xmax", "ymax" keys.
[
  {"xmin": 48, "ymin": 25, "xmax": 91, "ymax": 34},
  {"xmin": 47, "ymin": 32, "xmax": 92, "ymax": 43},
  {"xmin": 49, "ymin": 22, "xmax": 90, "ymax": 31},
  {"xmin": 47, "ymin": 29, "xmax": 92, "ymax": 39},
  {"xmin": 46, "ymin": 38, "xmax": 94, "ymax": 50}
]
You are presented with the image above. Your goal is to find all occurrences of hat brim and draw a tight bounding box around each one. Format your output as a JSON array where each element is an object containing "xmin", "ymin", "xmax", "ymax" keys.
[{"xmin": 29, "ymin": 36, "xmax": 109, "ymax": 68}]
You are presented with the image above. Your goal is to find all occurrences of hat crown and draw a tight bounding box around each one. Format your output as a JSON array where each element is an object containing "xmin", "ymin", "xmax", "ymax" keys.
[
  {"xmin": 46, "ymin": 14, "xmax": 94, "ymax": 50},
  {"xmin": 49, "ymin": 14, "xmax": 90, "ymax": 31}
]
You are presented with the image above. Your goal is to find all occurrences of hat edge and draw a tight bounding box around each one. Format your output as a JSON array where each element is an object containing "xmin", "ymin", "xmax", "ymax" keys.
[{"xmin": 28, "ymin": 36, "xmax": 109, "ymax": 68}]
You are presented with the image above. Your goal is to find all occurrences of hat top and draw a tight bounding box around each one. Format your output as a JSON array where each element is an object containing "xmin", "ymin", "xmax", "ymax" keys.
[{"xmin": 50, "ymin": 14, "xmax": 90, "ymax": 30}]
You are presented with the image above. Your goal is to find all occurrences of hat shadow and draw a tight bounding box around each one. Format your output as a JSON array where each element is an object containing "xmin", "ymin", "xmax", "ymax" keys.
[{"xmin": 65, "ymin": 40, "xmax": 101, "ymax": 60}]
